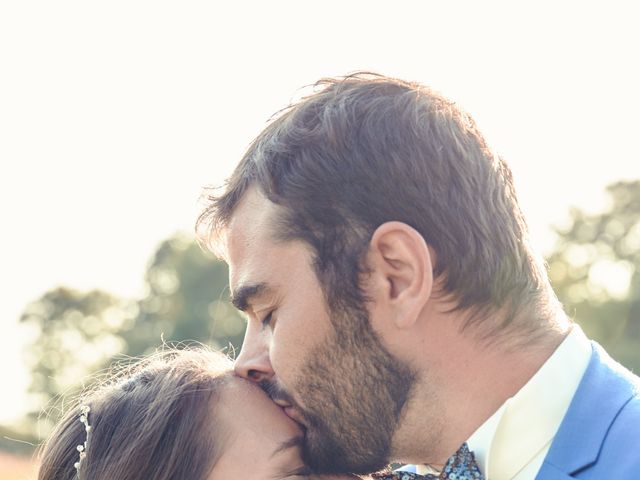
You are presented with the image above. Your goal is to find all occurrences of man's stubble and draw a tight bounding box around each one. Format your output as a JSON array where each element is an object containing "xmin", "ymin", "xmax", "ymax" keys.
[{"xmin": 266, "ymin": 305, "xmax": 418, "ymax": 475}]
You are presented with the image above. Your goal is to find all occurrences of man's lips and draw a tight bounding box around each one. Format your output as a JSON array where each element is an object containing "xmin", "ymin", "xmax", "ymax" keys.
[
  {"xmin": 274, "ymin": 399, "xmax": 306, "ymax": 427},
  {"xmin": 273, "ymin": 398, "xmax": 291, "ymax": 409},
  {"xmin": 284, "ymin": 406, "xmax": 305, "ymax": 424}
]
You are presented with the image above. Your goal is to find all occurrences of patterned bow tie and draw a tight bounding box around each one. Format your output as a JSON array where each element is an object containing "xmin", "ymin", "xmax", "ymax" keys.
[{"xmin": 372, "ymin": 443, "xmax": 484, "ymax": 480}]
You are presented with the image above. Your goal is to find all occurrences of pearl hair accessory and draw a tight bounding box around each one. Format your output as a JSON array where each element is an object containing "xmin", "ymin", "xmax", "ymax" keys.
[{"xmin": 74, "ymin": 405, "xmax": 92, "ymax": 475}]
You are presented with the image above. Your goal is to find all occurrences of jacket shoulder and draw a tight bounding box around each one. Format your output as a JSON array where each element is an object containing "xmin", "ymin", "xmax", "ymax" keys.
[
  {"xmin": 544, "ymin": 344, "xmax": 640, "ymax": 479},
  {"xmin": 576, "ymin": 360, "xmax": 640, "ymax": 478},
  {"xmin": 596, "ymin": 392, "xmax": 640, "ymax": 470}
]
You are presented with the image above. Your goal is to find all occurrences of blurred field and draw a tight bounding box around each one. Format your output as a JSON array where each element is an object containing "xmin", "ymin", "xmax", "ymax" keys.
[{"xmin": 0, "ymin": 451, "xmax": 36, "ymax": 480}]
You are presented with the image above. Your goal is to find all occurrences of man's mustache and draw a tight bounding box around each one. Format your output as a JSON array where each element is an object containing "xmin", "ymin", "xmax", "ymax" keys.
[{"xmin": 260, "ymin": 378, "xmax": 297, "ymax": 406}]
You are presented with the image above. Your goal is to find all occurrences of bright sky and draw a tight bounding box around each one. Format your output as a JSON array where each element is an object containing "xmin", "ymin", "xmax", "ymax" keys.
[{"xmin": 1, "ymin": 1, "xmax": 639, "ymax": 426}]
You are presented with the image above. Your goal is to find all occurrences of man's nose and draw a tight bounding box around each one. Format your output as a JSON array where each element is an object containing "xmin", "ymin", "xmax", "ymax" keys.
[{"xmin": 234, "ymin": 326, "xmax": 274, "ymax": 382}]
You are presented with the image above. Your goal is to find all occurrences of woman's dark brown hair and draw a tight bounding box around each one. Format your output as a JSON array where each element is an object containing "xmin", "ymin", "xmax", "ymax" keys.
[{"xmin": 37, "ymin": 348, "xmax": 232, "ymax": 480}]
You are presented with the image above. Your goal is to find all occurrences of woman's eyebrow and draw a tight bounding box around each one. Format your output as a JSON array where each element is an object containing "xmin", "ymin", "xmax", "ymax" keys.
[
  {"xmin": 270, "ymin": 437, "xmax": 312, "ymax": 479},
  {"xmin": 270, "ymin": 436, "xmax": 304, "ymax": 460}
]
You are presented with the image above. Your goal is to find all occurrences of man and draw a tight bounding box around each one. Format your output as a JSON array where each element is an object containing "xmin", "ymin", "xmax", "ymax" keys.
[{"xmin": 197, "ymin": 74, "xmax": 640, "ymax": 479}]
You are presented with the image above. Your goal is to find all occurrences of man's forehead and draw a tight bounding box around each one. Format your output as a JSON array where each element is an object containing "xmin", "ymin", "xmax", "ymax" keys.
[
  {"xmin": 223, "ymin": 188, "xmax": 280, "ymax": 258},
  {"xmin": 223, "ymin": 188, "xmax": 285, "ymax": 289}
]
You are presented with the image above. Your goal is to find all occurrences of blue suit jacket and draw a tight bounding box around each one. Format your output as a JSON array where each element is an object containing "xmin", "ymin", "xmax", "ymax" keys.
[
  {"xmin": 400, "ymin": 342, "xmax": 640, "ymax": 478},
  {"xmin": 536, "ymin": 342, "xmax": 640, "ymax": 479}
]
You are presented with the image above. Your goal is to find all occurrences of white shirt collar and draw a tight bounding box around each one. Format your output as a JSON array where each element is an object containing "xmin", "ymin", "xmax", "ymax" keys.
[
  {"xmin": 467, "ymin": 324, "xmax": 592, "ymax": 479},
  {"xmin": 415, "ymin": 325, "xmax": 592, "ymax": 479}
]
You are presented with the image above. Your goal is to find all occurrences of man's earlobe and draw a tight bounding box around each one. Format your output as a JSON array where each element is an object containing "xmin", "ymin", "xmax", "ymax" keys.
[{"xmin": 369, "ymin": 222, "xmax": 434, "ymax": 328}]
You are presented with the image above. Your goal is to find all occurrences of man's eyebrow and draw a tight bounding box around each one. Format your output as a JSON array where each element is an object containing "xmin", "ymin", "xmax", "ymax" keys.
[{"xmin": 230, "ymin": 282, "xmax": 269, "ymax": 312}]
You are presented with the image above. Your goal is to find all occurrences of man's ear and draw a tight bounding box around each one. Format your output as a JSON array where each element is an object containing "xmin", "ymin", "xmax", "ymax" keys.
[{"xmin": 367, "ymin": 221, "xmax": 434, "ymax": 329}]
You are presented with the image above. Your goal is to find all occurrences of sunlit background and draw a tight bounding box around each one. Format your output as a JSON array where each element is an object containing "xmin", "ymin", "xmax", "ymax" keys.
[{"xmin": 1, "ymin": 1, "xmax": 639, "ymax": 477}]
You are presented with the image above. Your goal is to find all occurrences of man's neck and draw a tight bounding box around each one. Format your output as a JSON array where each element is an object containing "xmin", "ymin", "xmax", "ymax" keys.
[{"xmin": 390, "ymin": 309, "xmax": 571, "ymax": 466}]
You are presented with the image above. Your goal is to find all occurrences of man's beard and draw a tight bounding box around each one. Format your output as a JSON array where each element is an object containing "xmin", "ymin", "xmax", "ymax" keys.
[{"xmin": 262, "ymin": 305, "xmax": 416, "ymax": 475}]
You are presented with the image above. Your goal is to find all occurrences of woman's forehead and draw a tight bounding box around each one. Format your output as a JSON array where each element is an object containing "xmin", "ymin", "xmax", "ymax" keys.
[{"xmin": 217, "ymin": 375, "xmax": 273, "ymax": 409}]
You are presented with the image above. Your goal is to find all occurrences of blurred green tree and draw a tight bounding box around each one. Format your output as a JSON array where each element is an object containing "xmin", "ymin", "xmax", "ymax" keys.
[
  {"xmin": 547, "ymin": 180, "xmax": 640, "ymax": 372},
  {"xmin": 21, "ymin": 233, "xmax": 245, "ymax": 435},
  {"xmin": 125, "ymin": 234, "xmax": 245, "ymax": 356},
  {"xmin": 21, "ymin": 287, "xmax": 134, "ymax": 429}
]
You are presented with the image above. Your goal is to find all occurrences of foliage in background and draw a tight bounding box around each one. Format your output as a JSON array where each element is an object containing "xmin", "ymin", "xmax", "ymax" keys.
[
  {"xmin": 20, "ymin": 234, "xmax": 244, "ymax": 435},
  {"xmin": 21, "ymin": 288, "xmax": 133, "ymax": 430},
  {"xmin": 16, "ymin": 180, "xmax": 640, "ymax": 443},
  {"xmin": 126, "ymin": 235, "xmax": 245, "ymax": 356},
  {"xmin": 548, "ymin": 180, "xmax": 640, "ymax": 372}
]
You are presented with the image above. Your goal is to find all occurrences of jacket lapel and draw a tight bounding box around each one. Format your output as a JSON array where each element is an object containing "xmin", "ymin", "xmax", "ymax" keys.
[{"xmin": 537, "ymin": 342, "xmax": 639, "ymax": 478}]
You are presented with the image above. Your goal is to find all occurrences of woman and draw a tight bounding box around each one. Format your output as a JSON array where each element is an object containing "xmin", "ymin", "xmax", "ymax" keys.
[{"xmin": 38, "ymin": 348, "xmax": 364, "ymax": 479}]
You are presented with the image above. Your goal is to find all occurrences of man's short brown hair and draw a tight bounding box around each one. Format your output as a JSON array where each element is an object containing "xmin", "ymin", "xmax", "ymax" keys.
[{"xmin": 198, "ymin": 73, "xmax": 550, "ymax": 331}]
